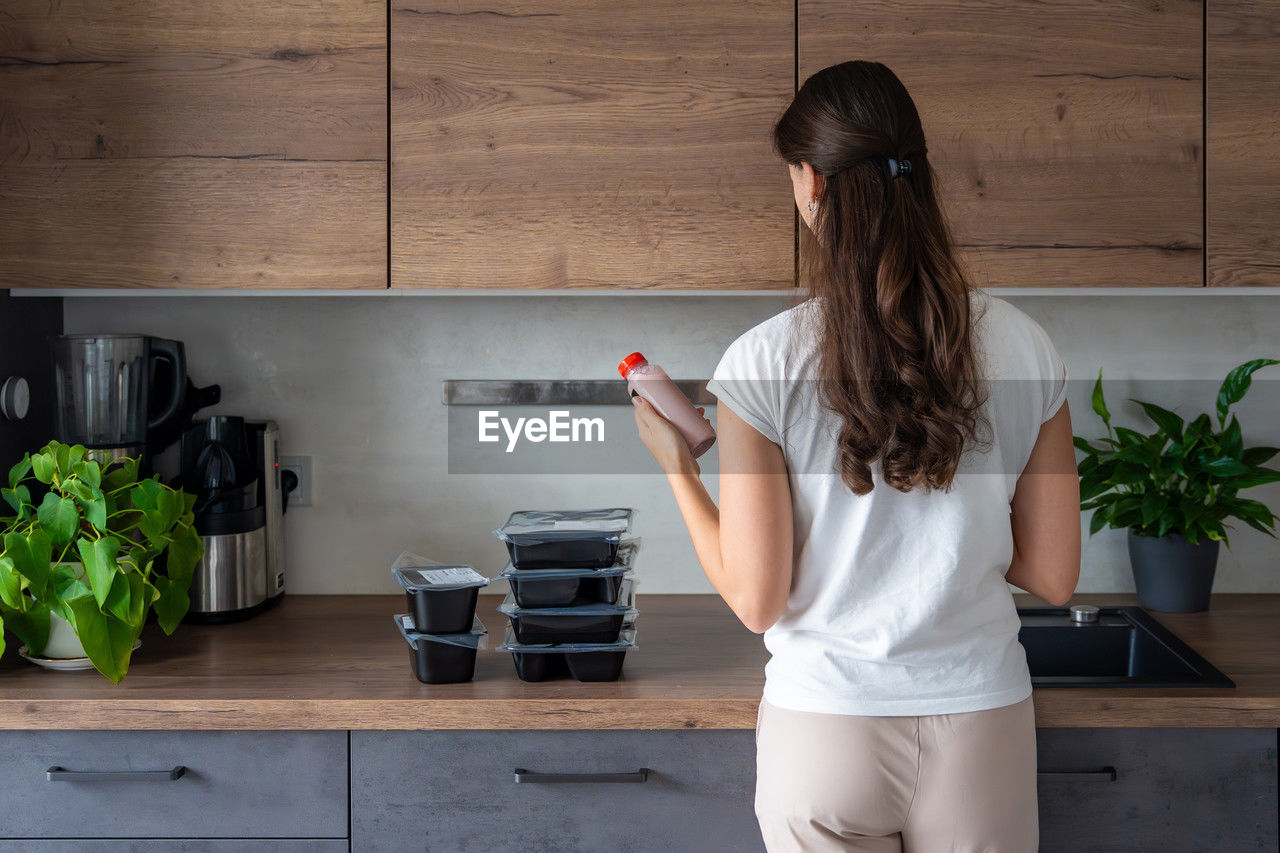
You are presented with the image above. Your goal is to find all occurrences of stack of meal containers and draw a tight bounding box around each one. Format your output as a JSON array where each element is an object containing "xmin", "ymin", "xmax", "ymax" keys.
[
  {"xmin": 492, "ymin": 508, "xmax": 639, "ymax": 682},
  {"xmin": 392, "ymin": 564, "xmax": 490, "ymax": 684}
]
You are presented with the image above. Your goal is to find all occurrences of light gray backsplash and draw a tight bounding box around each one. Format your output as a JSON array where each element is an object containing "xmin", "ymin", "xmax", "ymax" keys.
[{"xmin": 64, "ymin": 294, "xmax": 1280, "ymax": 595}]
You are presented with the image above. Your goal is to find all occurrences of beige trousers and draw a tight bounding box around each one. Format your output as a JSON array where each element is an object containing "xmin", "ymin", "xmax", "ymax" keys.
[{"xmin": 754, "ymin": 695, "xmax": 1039, "ymax": 852}]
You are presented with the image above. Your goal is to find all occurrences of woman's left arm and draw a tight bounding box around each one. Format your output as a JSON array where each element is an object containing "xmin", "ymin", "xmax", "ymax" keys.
[{"xmin": 633, "ymin": 397, "xmax": 793, "ymax": 633}]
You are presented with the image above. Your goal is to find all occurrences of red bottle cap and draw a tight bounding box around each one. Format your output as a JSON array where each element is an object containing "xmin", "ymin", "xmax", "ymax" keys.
[{"xmin": 618, "ymin": 352, "xmax": 648, "ymax": 378}]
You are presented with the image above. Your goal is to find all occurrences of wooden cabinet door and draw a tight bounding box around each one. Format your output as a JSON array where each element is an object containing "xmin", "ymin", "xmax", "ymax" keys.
[
  {"xmin": 392, "ymin": 1, "xmax": 794, "ymax": 290},
  {"xmin": 0, "ymin": 1, "xmax": 387, "ymax": 290},
  {"xmin": 1208, "ymin": 0, "xmax": 1279, "ymax": 287},
  {"xmin": 798, "ymin": 1, "xmax": 1203, "ymax": 289}
]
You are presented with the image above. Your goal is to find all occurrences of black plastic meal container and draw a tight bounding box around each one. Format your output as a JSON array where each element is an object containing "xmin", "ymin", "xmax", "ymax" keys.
[
  {"xmin": 393, "ymin": 566, "xmax": 488, "ymax": 634},
  {"xmin": 506, "ymin": 572, "xmax": 627, "ymax": 609},
  {"xmin": 509, "ymin": 651, "xmax": 571, "ymax": 682},
  {"xmin": 510, "ymin": 648, "xmax": 628, "ymax": 682},
  {"xmin": 495, "ymin": 508, "xmax": 633, "ymax": 569},
  {"xmin": 510, "ymin": 611, "xmax": 625, "ymax": 645},
  {"xmin": 408, "ymin": 640, "xmax": 476, "ymax": 685},
  {"xmin": 499, "ymin": 580, "xmax": 637, "ymax": 645},
  {"xmin": 499, "ymin": 625, "xmax": 637, "ymax": 683},
  {"xmin": 501, "ymin": 534, "xmax": 620, "ymax": 571},
  {"xmin": 394, "ymin": 614, "xmax": 486, "ymax": 685},
  {"xmin": 498, "ymin": 542, "xmax": 637, "ymax": 608}
]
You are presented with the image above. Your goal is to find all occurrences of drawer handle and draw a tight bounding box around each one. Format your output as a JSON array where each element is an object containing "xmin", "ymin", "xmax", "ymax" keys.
[
  {"xmin": 1037, "ymin": 767, "xmax": 1117, "ymax": 782},
  {"xmin": 514, "ymin": 767, "xmax": 650, "ymax": 784},
  {"xmin": 46, "ymin": 766, "xmax": 187, "ymax": 783}
]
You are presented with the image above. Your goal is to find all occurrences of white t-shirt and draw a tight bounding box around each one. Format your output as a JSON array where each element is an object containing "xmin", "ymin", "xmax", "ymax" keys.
[{"xmin": 704, "ymin": 291, "xmax": 1067, "ymax": 717}]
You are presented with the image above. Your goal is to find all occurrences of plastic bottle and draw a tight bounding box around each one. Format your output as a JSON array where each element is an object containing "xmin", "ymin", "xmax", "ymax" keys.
[{"xmin": 619, "ymin": 352, "xmax": 717, "ymax": 459}]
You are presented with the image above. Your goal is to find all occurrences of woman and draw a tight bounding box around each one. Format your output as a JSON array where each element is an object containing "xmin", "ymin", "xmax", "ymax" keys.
[{"xmin": 632, "ymin": 61, "xmax": 1080, "ymax": 852}]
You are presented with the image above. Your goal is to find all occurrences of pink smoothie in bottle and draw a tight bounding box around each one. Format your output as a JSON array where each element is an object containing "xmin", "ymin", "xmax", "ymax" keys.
[{"xmin": 619, "ymin": 352, "xmax": 717, "ymax": 459}]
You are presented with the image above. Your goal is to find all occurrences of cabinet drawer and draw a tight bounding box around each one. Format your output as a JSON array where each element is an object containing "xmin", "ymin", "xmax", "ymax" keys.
[
  {"xmin": 1037, "ymin": 728, "xmax": 1278, "ymax": 852},
  {"xmin": 352, "ymin": 730, "xmax": 764, "ymax": 852},
  {"xmin": 0, "ymin": 843, "xmax": 346, "ymax": 852},
  {"xmin": 0, "ymin": 731, "xmax": 347, "ymax": 840}
]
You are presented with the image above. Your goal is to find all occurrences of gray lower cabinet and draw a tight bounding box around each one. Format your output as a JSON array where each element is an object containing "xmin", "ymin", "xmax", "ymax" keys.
[
  {"xmin": 352, "ymin": 728, "xmax": 1280, "ymax": 853},
  {"xmin": 0, "ymin": 844, "xmax": 347, "ymax": 851},
  {"xmin": 351, "ymin": 730, "xmax": 765, "ymax": 853},
  {"xmin": 0, "ymin": 726, "xmax": 1272, "ymax": 850},
  {"xmin": 0, "ymin": 731, "xmax": 348, "ymax": 841},
  {"xmin": 1037, "ymin": 728, "xmax": 1278, "ymax": 852}
]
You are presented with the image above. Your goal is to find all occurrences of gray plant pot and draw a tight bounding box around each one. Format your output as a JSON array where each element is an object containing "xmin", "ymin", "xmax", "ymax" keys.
[{"xmin": 1127, "ymin": 529, "xmax": 1220, "ymax": 613}]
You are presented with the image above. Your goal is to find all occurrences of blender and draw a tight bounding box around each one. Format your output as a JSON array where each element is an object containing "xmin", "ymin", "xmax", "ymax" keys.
[{"xmin": 51, "ymin": 334, "xmax": 193, "ymax": 468}]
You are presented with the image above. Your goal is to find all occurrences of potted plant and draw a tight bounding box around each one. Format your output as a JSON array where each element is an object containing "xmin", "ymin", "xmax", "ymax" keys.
[
  {"xmin": 0, "ymin": 441, "xmax": 202, "ymax": 682},
  {"xmin": 1075, "ymin": 359, "xmax": 1280, "ymax": 612}
]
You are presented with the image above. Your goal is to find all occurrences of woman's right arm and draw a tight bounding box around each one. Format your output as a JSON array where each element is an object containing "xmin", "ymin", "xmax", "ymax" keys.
[{"xmin": 1006, "ymin": 402, "xmax": 1081, "ymax": 606}]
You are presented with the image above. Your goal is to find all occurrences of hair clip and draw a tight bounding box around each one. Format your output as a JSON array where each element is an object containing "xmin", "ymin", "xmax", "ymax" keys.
[{"xmin": 888, "ymin": 158, "xmax": 912, "ymax": 179}]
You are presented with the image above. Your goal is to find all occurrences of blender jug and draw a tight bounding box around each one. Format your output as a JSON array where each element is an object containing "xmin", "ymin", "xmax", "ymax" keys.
[{"xmin": 51, "ymin": 334, "xmax": 187, "ymax": 464}]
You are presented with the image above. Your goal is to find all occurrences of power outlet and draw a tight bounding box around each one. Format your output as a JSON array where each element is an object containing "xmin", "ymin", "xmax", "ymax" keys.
[{"xmin": 278, "ymin": 455, "xmax": 313, "ymax": 507}]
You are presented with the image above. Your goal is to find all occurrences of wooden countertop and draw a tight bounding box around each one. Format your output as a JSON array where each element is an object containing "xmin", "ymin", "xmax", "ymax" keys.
[{"xmin": 0, "ymin": 593, "xmax": 1276, "ymax": 730}]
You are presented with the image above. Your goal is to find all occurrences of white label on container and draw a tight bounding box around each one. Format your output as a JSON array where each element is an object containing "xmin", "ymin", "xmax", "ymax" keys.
[
  {"xmin": 408, "ymin": 567, "xmax": 482, "ymax": 586},
  {"xmin": 549, "ymin": 520, "xmax": 628, "ymax": 532}
]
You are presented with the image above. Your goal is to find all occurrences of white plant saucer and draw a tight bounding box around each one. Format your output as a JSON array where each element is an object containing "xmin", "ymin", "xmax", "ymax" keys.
[{"xmin": 18, "ymin": 640, "xmax": 141, "ymax": 672}]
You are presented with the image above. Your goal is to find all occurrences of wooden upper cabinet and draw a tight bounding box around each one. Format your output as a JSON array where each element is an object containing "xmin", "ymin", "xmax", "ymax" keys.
[
  {"xmin": 0, "ymin": 1, "xmax": 387, "ymax": 290},
  {"xmin": 799, "ymin": 0, "xmax": 1203, "ymax": 288},
  {"xmin": 1208, "ymin": 0, "xmax": 1278, "ymax": 287},
  {"xmin": 392, "ymin": 1, "xmax": 794, "ymax": 289}
]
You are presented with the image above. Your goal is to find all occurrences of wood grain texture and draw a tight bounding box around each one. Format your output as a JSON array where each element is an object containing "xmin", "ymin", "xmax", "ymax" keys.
[
  {"xmin": 799, "ymin": 0, "xmax": 1204, "ymax": 288},
  {"xmin": 391, "ymin": 0, "xmax": 795, "ymax": 289},
  {"xmin": 1207, "ymin": 0, "xmax": 1280, "ymax": 286},
  {"xmin": 0, "ymin": 0, "xmax": 387, "ymax": 290},
  {"xmin": 0, "ymin": 594, "xmax": 1277, "ymax": 730}
]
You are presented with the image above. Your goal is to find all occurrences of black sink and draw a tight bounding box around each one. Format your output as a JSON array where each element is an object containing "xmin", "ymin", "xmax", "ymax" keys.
[{"xmin": 1018, "ymin": 606, "xmax": 1234, "ymax": 688}]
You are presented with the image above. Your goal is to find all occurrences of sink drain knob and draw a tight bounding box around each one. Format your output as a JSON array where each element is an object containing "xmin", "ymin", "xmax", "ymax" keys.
[{"xmin": 1069, "ymin": 604, "xmax": 1100, "ymax": 623}]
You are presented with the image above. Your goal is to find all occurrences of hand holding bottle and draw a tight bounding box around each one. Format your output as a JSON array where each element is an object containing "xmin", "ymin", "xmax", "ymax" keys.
[
  {"xmin": 621, "ymin": 352, "xmax": 716, "ymax": 471},
  {"xmin": 633, "ymin": 395, "xmax": 709, "ymax": 475}
]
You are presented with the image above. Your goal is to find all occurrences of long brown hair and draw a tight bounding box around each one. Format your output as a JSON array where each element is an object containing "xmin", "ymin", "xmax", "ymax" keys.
[{"xmin": 773, "ymin": 60, "xmax": 987, "ymax": 495}]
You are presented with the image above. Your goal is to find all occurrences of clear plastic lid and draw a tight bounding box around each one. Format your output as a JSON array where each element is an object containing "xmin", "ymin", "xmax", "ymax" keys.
[
  {"xmin": 495, "ymin": 540, "xmax": 639, "ymax": 581},
  {"xmin": 394, "ymin": 613, "xmax": 488, "ymax": 649},
  {"xmin": 394, "ymin": 565, "xmax": 489, "ymax": 592},
  {"xmin": 494, "ymin": 508, "xmax": 634, "ymax": 541},
  {"xmin": 497, "ymin": 622, "xmax": 638, "ymax": 653},
  {"xmin": 498, "ymin": 578, "xmax": 637, "ymax": 617}
]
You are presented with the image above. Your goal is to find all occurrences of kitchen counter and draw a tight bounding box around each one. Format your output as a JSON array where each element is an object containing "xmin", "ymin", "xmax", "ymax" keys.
[{"xmin": 0, "ymin": 594, "xmax": 1276, "ymax": 730}]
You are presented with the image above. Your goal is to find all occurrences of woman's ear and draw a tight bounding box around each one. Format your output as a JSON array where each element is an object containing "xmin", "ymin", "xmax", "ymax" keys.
[
  {"xmin": 792, "ymin": 162, "xmax": 823, "ymax": 205},
  {"xmin": 806, "ymin": 164, "xmax": 825, "ymax": 205}
]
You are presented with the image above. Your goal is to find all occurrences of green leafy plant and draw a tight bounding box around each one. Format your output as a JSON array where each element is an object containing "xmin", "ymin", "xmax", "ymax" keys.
[
  {"xmin": 0, "ymin": 441, "xmax": 202, "ymax": 682},
  {"xmin": 1075, "ymin": 359, "xmax": 1280, "ymax": 546}
]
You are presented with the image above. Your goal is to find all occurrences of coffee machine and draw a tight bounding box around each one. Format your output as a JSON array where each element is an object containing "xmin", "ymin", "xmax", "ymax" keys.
[
  {"xmin": 178, "ymin": 416, "xmax": 297, "ymax": 622},
  {"xmin": 51, "ymin": 334, "xmax": 220, "ymax": 468}
]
